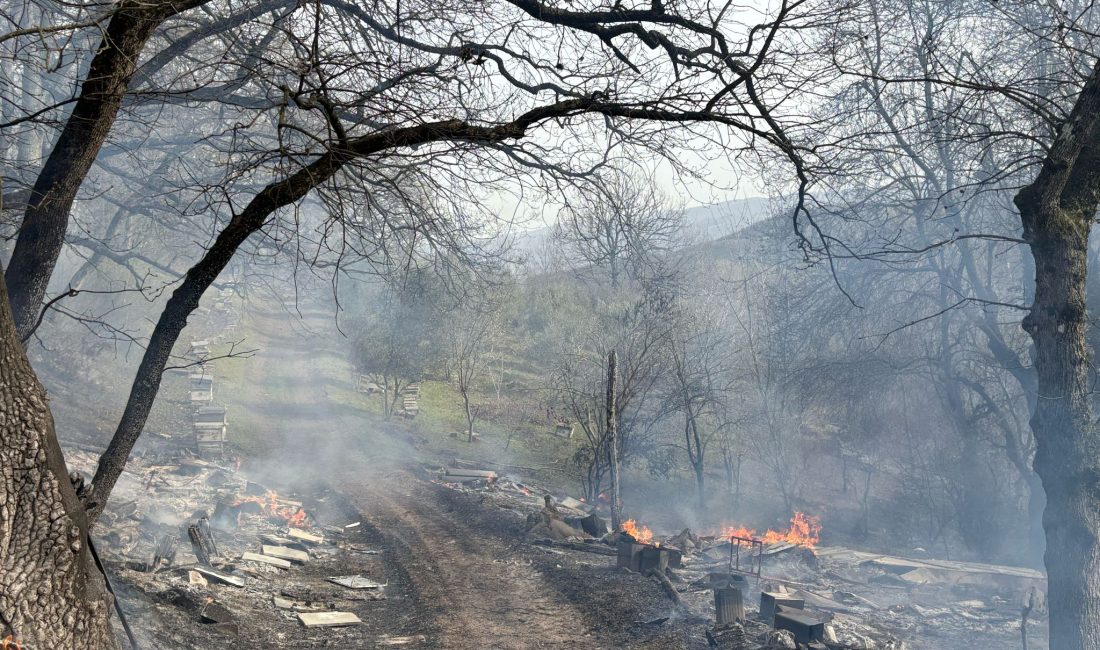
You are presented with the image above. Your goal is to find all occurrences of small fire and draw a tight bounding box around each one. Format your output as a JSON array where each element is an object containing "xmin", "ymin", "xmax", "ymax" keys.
[
  {"xmin": 234, "ymin": 490, "xmax": 311, "ymax": 528},
  {"xmin": 720, "ymin": 512, "xmax": 822, "ymax": 549},
  {"xmin": 621, "ymin": 519, "xmax": 653, "ymax": 544},
  {"xmin": 2, "ymin": 635, "xmax": 21, "ymax": 650},
  {"xmin": 722, "ymin": 525, "xmax": 758, "ymax": 546}
]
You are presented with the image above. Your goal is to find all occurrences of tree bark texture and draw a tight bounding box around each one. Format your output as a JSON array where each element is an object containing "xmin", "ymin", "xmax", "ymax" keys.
[
  {"xmin": 1015, "ymin": 58, "xmax": 1100, "ymax": 650},
  {"xmin": 0, "ymin": 263, "xmax": 114, "ymax": 648}
]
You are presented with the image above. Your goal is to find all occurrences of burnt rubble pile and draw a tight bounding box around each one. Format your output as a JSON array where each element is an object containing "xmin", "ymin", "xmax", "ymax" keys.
[
  {"xmin": 433, "ymin": 459, "xmax": 1049, "ymax": 650},
  {"xmin": 69, "ymin": 448, "xmax": 394, "ymax": 648}
]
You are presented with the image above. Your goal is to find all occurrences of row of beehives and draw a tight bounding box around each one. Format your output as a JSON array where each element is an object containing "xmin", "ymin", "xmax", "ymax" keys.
[
  {"xmin": 187, "ymin": 286, "xmax": 240, "ymax": 455},
  {"xmin": 355, "ymin": 377, "xmax": 422, "ymax": 419},
  {"xmin": 188, "ymin": 339, "xmax": 228, "ymax": 458}
]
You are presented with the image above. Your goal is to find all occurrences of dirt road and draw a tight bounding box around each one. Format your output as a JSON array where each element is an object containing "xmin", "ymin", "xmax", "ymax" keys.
[{"xmin": 231, "ymin": 306, "xmax": 693, "ymax": 649}]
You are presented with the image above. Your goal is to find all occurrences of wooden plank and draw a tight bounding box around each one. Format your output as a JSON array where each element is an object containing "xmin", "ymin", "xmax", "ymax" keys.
[
  {"xmin": 262, "ymin": 544, "xmax": 309, "ymax": 564},
  {"xmin": 242, "ymin": 552, "xmax": 291, "ymax": 568},
  {"xmin": 287, "ymin": 528, "xmax": 325, "ymax": 544},
  {"xmin": 192, "ymin": 566, "xmax": 245, "ymax": 587},
  {"xmin": 297, "ymin": 612, "xmax": 362, "ymax": 628}
]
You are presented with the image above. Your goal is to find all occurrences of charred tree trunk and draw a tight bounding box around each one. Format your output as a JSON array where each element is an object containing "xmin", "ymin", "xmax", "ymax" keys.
[
  {"xmin": 0, "ymin": 263, "xmax": 114, "ymax": 648},
  {"xmin": 4, "ymin": 0, "xmax": 208, "ymax": 340},
  {"xmin": 1014, "ymin": 58, "xmax": 1100, "ymax": 650},
  {"xmin": 606, "ymin": 350, "xmax": 621, "ymax": 532}
]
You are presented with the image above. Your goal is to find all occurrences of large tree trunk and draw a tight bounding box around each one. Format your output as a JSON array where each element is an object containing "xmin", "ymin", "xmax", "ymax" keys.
[
  {"xmin": 1018, "ymin": 205, "xmax": 1099, "ymax": 650},
  {"xmin": 0, "ymin": 263, "xmax": 114, "ymax": 648},
  {"xmin": 1014, "ymin": 59, "xmax": 1100, "ymax": 649},
  {"xmin": 1020, "ymin": 212, "xmax": 1098, "ymax": 650}
]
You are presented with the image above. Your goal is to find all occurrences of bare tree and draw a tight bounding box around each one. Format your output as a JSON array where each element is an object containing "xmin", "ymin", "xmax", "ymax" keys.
[
  {"xmin": 0, "ymin": 0, "xmax": 845, "ymax": 642},
  {"xmin": 661, "ymin": 289, "xmax": 734, "ymax": 513},
  {"xmin": 447, "ymin": 294, "xmax": 504, "ymax": 442},
  {"xmin": 792, "ymin": 1, "xmax": 1100, "ymax": 643},
  {"xmin": 552, "ymin": 279, "xmax": 673, "ymax": 502},
  {"xmin": 354, "ymin": 278, "xmax": 443, "ymax": 418},
  {"xmin": 554, "ymin": 170, "xmax": 681, "ymax": 288}
]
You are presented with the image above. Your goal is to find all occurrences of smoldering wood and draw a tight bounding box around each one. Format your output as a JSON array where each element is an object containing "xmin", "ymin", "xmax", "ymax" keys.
[
  {"xmin": 188, "ymin": 523, "xmax": 215, "ymax": 566},
  {"xmin": 153, "ymin": 534, "xmax": 177, "ymax": 571},
  {"xmin": 444, "ymin": 468, "xmax": 498, "ymax": 479},
  {"xmin": 191, "ymin": 567, "xmax": 245, "ymax": 587}
]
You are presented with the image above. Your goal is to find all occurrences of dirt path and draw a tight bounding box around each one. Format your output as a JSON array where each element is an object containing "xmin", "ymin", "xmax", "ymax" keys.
[
  {"xmin": 231, "ymin": 306, "xmax": 630, "ymax": 648},
  {"xmin": 337, "ymin": 469, "xmax": 596, "ymax": 648}
]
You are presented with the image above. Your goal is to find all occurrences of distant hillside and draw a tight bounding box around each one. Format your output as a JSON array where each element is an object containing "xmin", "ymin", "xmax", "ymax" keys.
[
  {"xmin": 513, "ymin": 196, "xmax": 772, "ymax": 263},
  {"xmin": 680, "ymin": 196, "xmax": 771, "ymax": 241}
]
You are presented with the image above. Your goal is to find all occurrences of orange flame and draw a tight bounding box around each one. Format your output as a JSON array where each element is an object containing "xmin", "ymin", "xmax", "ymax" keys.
[
  {"xmin": 234, "ymin": 490, "xmax": 311, "ymax": 528},
  {"xmin": 719, "ymin": 512, "xmax": 822, "ymax": 549},
  {"xmin": 2, "ymin": 635, "xmax": 21, "ymax": 650},
  {"xmin": 621, "ymin": 519, "xmax": 653, "ymax": 544}
]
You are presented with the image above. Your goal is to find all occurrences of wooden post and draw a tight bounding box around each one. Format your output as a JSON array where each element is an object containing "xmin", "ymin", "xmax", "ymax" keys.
[
  {"xmin": 606, "ymin": 350, "xmax": 621, "ymax": 532},
  {"xmin": 188, "ymin": 524, "xmax": 211, "ymax": 566}
]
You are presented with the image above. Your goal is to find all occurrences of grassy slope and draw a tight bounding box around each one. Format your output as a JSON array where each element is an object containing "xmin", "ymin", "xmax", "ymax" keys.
[{"xmin": 211, "ymin": 294, "xmax": 582, "ymax": 489}]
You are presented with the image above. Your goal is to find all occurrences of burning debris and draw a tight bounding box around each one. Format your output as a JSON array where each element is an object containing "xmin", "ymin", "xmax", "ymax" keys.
[
  {"xmin": 428, "ymin": 459, "xmax": 1045, "ymax": 649},
  {"xmin": 622, "ymin": 519, "xmax": 654, "ymax": 545},
  {"xmin": 62, "ymin": 443, "xmax": 389, "ymax": 648},
  {"xmin": 719, "ymin": 512, "xmax": 823, "ymax": 550}
]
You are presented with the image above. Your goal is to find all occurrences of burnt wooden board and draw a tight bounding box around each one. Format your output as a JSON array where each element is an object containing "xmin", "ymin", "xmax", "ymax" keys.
[{"xmin": 297, "ymin": 611, "xmax": 362, "ymax": 628}]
